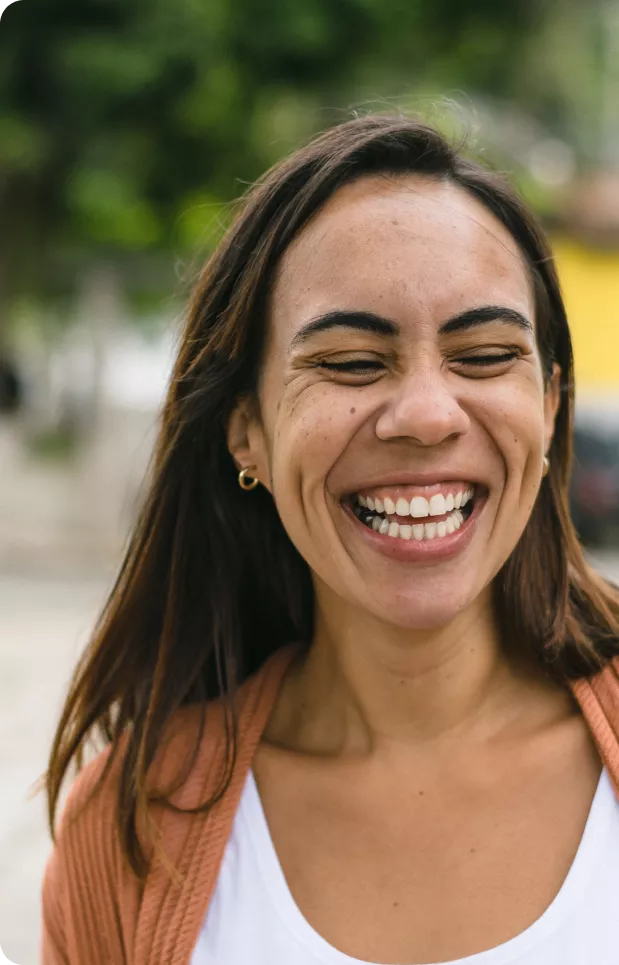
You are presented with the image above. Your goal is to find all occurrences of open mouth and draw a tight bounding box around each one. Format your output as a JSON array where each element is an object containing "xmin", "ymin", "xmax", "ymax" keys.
[{"xmin": 348, "ymin": 485, "xmax": 478, "ymax": 542}]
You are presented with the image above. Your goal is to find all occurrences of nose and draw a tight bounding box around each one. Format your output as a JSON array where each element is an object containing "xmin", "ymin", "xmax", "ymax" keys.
[{"xmin": 375, "ymin": 365, "xmax": 470, "ymax": 447}]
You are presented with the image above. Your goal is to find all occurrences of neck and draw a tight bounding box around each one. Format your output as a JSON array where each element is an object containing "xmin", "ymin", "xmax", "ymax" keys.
[{"xmin": 270, "ymin": 584, "xmax": 562, "ymax": 757}]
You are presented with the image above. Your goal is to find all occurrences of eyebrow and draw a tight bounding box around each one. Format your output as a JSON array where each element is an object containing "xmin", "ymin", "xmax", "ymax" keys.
[
  {"xmin": 289, "ymin": 305, "xmax": 532, "ymax": 350},
  {"xmin": 438, "ymin": 305, "xmax": 533, "ymax": 335},
  {"xmin": 289, "ymin": 311, "xmax": 398, "ymax": 349}
]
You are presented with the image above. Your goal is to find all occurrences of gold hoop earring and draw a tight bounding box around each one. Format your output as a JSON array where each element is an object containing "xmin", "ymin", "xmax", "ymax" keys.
[
  {"xmin": 238, "ymin": 466, "xmax": 259, "ymax": 491},
  {"xmin": 542, "ymin": 455, "xmax": 550, "ymax": 477}
]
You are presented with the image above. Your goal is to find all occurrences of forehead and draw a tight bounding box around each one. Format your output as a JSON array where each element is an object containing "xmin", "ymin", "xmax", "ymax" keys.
[{"xmin": 270, "ymin": 175, "xmax": 534, "ymax": 337}]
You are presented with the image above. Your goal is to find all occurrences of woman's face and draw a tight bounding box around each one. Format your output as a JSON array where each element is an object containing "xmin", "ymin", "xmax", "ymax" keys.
[{"xmin": 230, "ymin": 175, "xmax": 559, "ymax": 629}]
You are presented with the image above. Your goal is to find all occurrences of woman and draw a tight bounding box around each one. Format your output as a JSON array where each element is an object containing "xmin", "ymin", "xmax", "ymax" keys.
[{"xmin": 43, "ymin": 115, "xmax": 619, "ymax": 965}]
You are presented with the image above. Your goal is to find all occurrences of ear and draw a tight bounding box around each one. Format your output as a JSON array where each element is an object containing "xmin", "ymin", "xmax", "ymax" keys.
[
  {"xmin": 543, "ymin": 363, "xmax": 561, "ymax": 456},
  {"xmin": 226, "ymin": 395, "xmax": 271, "ymax": 492}
]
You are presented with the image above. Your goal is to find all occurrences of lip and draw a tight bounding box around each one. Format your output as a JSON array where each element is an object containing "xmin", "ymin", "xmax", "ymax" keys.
[
  {"xmin": 342, "ymin": 471, "xmax": 485, "ymax": 496},
  {"xmin": 341, "ymin": 490, "xmax": 486, "ymax": 564}
]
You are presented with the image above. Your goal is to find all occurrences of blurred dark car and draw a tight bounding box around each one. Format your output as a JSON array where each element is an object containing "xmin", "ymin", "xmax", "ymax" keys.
[
  {"xmin": 0, "ymin": 356, "xmax": 23, "ymax": 414},
  {"xmin": 570, "ymin": 407, "xmax": 619, "ymax": 546}
]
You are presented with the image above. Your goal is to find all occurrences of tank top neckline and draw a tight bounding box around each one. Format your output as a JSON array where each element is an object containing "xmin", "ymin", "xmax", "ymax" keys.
[{"xmin": 241, "ymin": 765, "xmax": 612, "ymax": 965}]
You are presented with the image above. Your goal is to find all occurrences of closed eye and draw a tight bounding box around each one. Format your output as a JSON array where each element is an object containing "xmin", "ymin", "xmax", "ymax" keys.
[
  {"xmin": 315, "ymin": 351, "xmax": 520, "ymax": 378},
  {"xmin": 453, "ymin": 351, "xmax": 519, "ymax": 367},
  {"xmin": 316, "ymin": 359, "xmax": 384, "ymax": 374}
]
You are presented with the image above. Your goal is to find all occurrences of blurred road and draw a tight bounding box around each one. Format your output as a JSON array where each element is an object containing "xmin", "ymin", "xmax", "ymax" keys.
[
  {"xmin": 0, "ymin": 551, "xmax": 618, "ymax": 964},
  {"xmin": 0, "ymin": 571, "xmax": 114, "ymax": 965},
  {"xmin": 588, "ymin": 548, "xmax": 619, "ymax": 585}
]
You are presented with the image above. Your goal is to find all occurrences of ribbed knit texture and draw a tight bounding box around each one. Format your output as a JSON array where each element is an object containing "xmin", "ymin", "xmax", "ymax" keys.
[{"xmin": 42, "ymin": 649, "xmax": 619, "ymax": 964}]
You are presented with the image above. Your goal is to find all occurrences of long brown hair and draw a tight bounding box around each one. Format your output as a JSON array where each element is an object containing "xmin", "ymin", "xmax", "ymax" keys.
[{"xmin": 46, "ymin": 113, "xmax": 619, "ymax": 877}]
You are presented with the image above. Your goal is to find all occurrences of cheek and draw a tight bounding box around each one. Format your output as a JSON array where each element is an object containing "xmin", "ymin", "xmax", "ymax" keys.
[
  {"xmin": 480, "ymin": 370, "xmax": 545, "ymax": 456},
  {"xmin": 269, "ymin": 389, "xmax": 358, "ymax": 494},
  {"xmin": 262, "ymin": 399, "xmax": 352, "ymax": 574},
  {"xmin": 481, "ymin": 385, "xmax": 546, "ymax": 522}
]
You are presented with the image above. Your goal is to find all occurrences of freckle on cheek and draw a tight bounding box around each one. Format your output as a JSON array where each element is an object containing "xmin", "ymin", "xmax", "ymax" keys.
[{"xmin": 350, "ymin": 407, "xmax": 356, "ymax": 414}]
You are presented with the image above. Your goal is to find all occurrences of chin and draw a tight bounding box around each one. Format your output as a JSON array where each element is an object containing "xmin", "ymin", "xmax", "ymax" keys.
[{"xmin": 359, "ymin": 583, "xmax": 480, "ymax": 633}]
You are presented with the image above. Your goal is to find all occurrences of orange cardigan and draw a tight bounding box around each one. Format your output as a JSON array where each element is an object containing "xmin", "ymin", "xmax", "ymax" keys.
[{"xmin": 42, "ymin": 647, "xmax": 619, "ymax": 964}]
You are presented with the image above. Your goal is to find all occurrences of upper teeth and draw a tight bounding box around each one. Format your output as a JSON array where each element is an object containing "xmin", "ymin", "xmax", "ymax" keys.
[{"xmin": 358, "ymin": 488, "xmax": 473, "ymax": 518}]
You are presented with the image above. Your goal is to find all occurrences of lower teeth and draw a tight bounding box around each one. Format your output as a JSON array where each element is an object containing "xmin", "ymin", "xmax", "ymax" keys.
[{"xmin": 355, "ymin": 505, "xmax": 469, "ymax": 541}]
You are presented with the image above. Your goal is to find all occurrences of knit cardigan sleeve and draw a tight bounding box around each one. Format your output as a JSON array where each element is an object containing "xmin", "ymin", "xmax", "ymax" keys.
[
  {"xmin": 40, "ymin": 706, "xmax": 221, "ymax": 965},
  {"xmin": 41, "ymin": 739, "xmax": 141, "ymax": 964},
  {"xmin": 41, "ymin": 841, "xmax": 68, "ymax": 964},
  {"xmin": 40, "ymin": 646, "xmax": 297, "ymax": 965}
]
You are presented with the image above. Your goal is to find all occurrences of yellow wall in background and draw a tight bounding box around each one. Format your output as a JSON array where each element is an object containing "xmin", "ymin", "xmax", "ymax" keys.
[{"xmin": 553, "ymin": 238, "xmax": 619, "ymax": 388}]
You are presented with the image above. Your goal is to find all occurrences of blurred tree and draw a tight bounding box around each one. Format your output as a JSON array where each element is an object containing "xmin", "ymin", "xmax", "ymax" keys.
[{"xmin": 0, "ymin": 0, "xmax": 568, "ymax": 328}]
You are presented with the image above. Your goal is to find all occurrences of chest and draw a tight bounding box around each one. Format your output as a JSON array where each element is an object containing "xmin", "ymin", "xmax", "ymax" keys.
[{"xmin": 249, "ymin": 752, "xmax": 603, "ymax": 963}]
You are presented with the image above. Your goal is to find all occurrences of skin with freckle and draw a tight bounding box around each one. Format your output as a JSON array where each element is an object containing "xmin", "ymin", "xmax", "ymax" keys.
[{"xmin": 240, "ymin": 176, "xmax": 559, "ymax": 630}]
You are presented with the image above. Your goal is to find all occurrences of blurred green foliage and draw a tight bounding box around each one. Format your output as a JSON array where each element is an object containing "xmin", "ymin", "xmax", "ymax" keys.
[{"xmin": 0, "ymin": 0, "xmax": 612, "ymax": 318}]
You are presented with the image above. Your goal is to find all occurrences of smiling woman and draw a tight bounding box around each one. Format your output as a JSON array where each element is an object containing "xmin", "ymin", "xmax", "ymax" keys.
[{"xmin": 43, "ymin": 116, "xmax": 619, "ymax": 965}]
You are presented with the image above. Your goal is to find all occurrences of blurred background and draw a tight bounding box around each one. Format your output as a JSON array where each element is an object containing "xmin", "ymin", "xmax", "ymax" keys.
[{"xmin": 1, "ymin": 0, "xmax": 619, "ymax": 960}]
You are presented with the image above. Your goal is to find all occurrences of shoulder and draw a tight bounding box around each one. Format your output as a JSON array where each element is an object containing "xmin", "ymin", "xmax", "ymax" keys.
[
  {"xmin": 49, "ymin": 644, "xmax": 297, "ymax": 845},
  {"xmin": 572, "ymin": 655, "xmax": 619, "ymax": 793},
  {"xmin": 572, "ymin": 654, "xmax": 619, "ymax": 730},
  {"xmin": 50, "ymin": 703, "xmax": 216, "ymax": 847}
]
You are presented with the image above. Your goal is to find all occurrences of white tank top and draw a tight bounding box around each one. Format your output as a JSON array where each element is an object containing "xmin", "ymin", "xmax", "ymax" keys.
[{"xmin": 192, "ymin": 767, "xmax": 619, "ymax": 964}]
